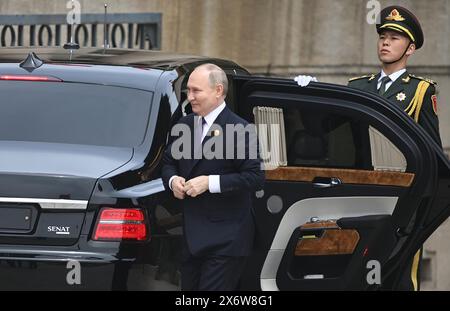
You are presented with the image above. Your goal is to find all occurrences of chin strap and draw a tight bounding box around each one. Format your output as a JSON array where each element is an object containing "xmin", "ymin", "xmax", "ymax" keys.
[{"xmin": 383, "ymin": 41, "xmax": 413, "ymax": 65}]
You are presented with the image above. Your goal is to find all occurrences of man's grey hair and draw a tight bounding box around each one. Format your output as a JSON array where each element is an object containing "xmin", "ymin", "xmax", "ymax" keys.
[{"xmin": 196, "ymin": 63, "xmax": 229, "ymax": 97}]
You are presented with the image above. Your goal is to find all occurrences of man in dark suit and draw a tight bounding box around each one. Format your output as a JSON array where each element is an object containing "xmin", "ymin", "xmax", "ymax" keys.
[{"xmin": 161, "ymin": 63, "xmax": 265, "ymax": 291}]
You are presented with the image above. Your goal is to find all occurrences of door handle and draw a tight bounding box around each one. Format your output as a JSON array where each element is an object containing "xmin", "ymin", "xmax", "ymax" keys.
[{"xmin": 312, "ymin": 177, "xmax": 342, "ymax": 189}]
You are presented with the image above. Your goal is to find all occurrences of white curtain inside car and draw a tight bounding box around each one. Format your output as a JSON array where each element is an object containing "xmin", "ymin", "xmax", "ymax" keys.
[
  {"xmin": 369, "ymin": 126, "xmax": 407, "ymax": 172},
  {"xmin": 253, "ymin": 106, "xmax": 287, "ymax": 170}
]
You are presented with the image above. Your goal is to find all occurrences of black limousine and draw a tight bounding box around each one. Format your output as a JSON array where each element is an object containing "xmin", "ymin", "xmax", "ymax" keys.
[{"xmin": 0, "ymin": 47, "xmax": 449, "ymax": 290}]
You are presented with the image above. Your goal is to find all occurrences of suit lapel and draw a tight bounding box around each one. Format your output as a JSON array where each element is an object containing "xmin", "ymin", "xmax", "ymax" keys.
[
  {"xmin": 185, "ymin": 106, "xmax": 230, "ymax": 178},
  {"xmin": 367, "ymin": 73, "xmax": 380, "ymax": 93},
  {"xmin": 202, "ymin": 107, "xmax": 229, "ymax": 146}
]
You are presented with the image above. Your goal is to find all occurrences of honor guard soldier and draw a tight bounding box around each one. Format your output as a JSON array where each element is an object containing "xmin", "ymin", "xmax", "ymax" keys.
[
  {"xmin": 348, "ymin": 6, "xmax": 443, "ymax": 291},
  {"xmin": 348, "ymin": 6, "xmax": 442, "ymax": 147}
]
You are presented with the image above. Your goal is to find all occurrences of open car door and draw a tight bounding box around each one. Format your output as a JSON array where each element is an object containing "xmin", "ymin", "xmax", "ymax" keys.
[{"xmin": 233, "ymin": 76, "xmax": 450, "ymax": 290}]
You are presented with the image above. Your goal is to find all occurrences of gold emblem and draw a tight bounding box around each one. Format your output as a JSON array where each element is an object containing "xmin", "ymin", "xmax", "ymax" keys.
[
  {"xmin": 212, "ymin": 130, "xmax": 220, "ymax": 137},
  {"xmin": 386, "ymin": 9, "xmax": 406, "ymax": 22},
  {"xmin": 402, "ymin": 76, "xmax": 411, "ymax": 83},
  {"xmin": 396, "ymin": 92, "xmax": 406, "ymax": 102},
  {"xmin": 368, "ymin": 74, "xmax": 376, "ymax": 81}
]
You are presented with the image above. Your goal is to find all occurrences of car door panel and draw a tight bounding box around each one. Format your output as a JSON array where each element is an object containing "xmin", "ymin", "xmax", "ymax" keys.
[
  {"xmin": 233, "ymin": 76, "xmax": 450, "ymax": 290},
  {"xmin": 277, "ymin": 214, "xmax": 395, "ymax": 290},
  {"xmin": 260, "ymin": 196, "xmax": 398, "ymax": 290}
]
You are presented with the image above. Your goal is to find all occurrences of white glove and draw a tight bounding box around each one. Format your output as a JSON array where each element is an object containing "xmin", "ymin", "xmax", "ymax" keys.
[{"xmin": 294, "ymin": 75, "xmax": 318, "ymax": 87}]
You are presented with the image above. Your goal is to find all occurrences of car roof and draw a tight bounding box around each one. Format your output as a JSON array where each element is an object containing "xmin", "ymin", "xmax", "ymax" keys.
[
  {"xmin": 0, "ymin": 47, "xmax": 248, "ymax": 91},
  {"xmin": 0, "ymin": 47, "xmax": 246, "ymax": 71}
]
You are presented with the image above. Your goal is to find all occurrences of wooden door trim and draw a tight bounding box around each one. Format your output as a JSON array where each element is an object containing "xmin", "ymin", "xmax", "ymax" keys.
[{"xmin": 265, "ymin": 166, "xmax": 414, "ymax": 187}]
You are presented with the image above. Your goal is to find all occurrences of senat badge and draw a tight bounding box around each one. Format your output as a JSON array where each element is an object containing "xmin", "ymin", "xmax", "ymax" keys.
[
  {"xmin": 431, "ymin": 95, "xmax": 438, "ymax": 115},
  {"xmin": 396, "ymin": 92, "xmax": 407, "ymax": 102}
]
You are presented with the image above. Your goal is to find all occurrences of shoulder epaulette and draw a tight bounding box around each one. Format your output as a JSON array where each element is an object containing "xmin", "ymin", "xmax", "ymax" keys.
[
  {"xmin": 409, "ymin": 74, "xmax": 437, "ymax": 86},
  {"xmin": 348, "ymin": 74, "xmax": 375, "ymax": 82}
]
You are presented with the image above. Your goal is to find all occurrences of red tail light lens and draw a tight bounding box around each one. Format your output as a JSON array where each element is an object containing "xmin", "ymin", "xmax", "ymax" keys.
[
  {"xmin": 99, "ymin": 209, "xmax": 145, "ymax": 222},
  {"xmin": 0, "ymin": 75, "xmax": 63, "ymax": 82},
  {"xmin": 93, "ymin": 208, "xmax": 148, "ymax": 241}
]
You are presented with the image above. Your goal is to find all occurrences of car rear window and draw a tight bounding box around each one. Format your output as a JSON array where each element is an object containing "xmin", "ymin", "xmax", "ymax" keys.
[{"xmin": 0, "ymin": 81, "xmax": 152, "ymax": 147}]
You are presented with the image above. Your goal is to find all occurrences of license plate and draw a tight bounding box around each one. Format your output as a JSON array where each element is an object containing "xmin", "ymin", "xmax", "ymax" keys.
[{"xmin": 0, "ymin": 205, "xmax": 35, "ymax": 232}]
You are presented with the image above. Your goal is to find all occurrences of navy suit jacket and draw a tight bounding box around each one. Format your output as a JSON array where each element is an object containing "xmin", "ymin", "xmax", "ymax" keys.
[{"xmin": 161, "ymin": 106, "xmax": 265, "ymax": 257}]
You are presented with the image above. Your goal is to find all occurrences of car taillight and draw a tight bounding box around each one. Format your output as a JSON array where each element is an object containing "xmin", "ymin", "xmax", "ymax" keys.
[
  {"xmin": 0, "ymin": 75, "xmax": 63, "ymax": 82},
  {"xmin": 93, "ymin": 208, "xmax": 148, "ymax": 241}
]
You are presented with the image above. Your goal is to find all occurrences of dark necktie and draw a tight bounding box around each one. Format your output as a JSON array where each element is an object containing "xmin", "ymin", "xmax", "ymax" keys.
[
  {"xmin": 194, "ymin": 116, "xmax": 206, "ymax": 158},
  {"xmin": 378, "ymin": 76, "xmax": 391, "ymax": 96}
]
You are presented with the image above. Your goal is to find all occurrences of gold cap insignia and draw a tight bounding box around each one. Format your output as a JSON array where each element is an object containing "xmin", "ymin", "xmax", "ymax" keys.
[
  {"xmin": 386, "ymin": 9, "xmax": 406, "ymax": 22},
  {"xmin": 396, "ymin": 92, "xmax": 406, "ymax": 102}
]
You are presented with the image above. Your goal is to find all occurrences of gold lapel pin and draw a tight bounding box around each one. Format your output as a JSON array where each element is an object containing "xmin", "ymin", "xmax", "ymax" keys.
[{"xmin": 212, "ymin": 130, "xmax": 220, "ymax": 137}]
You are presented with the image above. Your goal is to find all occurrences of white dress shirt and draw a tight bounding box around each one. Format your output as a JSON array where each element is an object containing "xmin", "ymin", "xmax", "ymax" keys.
[
  {"xmin": 169, "ymin": 102, "xmax": 226, "ymax": 194},
  {"xmin": 377, "ymin": 68, "xmax": 407, "ymax": 93}
]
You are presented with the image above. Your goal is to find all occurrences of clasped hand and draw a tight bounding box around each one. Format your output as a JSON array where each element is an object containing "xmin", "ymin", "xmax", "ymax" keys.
[{"xmin": 171, "ymin": 176, "xmax": 209, "ymax": 199}]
